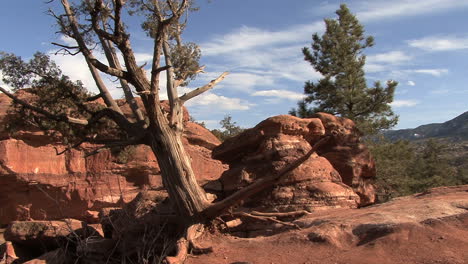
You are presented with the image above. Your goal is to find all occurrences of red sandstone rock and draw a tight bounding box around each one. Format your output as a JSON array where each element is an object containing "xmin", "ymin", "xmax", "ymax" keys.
[
  {"xmin": 211, "ymin": 115, "xmax": 368, "ymax": 212},
  {"xmin": 312, "ymin": 113, "xmax": 376, "ymax": 205},
  {"xmin": 0, "ymin": 91, "xmax": 226, "ymax": 225}
]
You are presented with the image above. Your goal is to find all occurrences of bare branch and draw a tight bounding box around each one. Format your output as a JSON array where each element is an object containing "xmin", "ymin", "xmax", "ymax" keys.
[
  {"xmin": 61, "ymin": 0, "xmax": 124, "ymax": 115},
  {"xmin": 232, "ymin": 211, "xmax": 301, "ymax": 229},
  {"xmin": 163, "ymin": 39, "xmax": 177, "ymax": 109},
  {"xmin": 54, "ymin": 139, "xmax": 86, "ymax": 155},
  {"xmin": 61, "ymin": 0, "xmax": 128, "ymax": 79},
  {"xmin": 166, "ymin": 0, "xmax": 177, "ymax": 15},
  {"xmin": 85, "ymin": 93, "xmax": 102, "ymax": 102},
  {"xmin": 99, "ymin": 27, "xmax": 145, "ymax": 123},
  {"xmin": 51, "ymin": 42, "xmax": 80, "ymax": 51},
  {"xmin": 0, "ymin": 86, "xmax": 88, "ymax": 125},
  {"xmin": 179, "ymin": 72, "xmax": 229, "ymax": 103},
  {"xmin": 114, "ymin": 0, "xmax": 124, "ymax": 37},
  {"xmin": 84, "ymin": 137, "xmax": 144, "ymax": 158},
  {"xmin": 0, "ymin": 86, "xmax": 139, "ymax": 138}
]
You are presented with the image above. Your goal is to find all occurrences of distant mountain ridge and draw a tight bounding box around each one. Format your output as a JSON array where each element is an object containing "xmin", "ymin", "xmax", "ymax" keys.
[{"xmin": 384, "ymin": 111, "xmax": 468, "ymax": 141}]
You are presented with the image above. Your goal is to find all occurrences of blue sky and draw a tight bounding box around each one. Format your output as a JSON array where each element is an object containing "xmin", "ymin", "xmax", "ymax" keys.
[{"xmin": 1, "ymin": 0, "xmax": 467, "ymax": 130}]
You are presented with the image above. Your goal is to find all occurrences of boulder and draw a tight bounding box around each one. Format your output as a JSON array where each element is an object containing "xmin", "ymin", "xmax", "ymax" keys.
[
  {"xmin": 211, "ymin": 114, "xmax": 374, "ymax": 212},
  {"xmin": 0, "ymin": 92, "xmax": 227, "ymax": 225},
  {"xmin": 4, "ymin": 219, "xmax": 98, "ymax": 248}
]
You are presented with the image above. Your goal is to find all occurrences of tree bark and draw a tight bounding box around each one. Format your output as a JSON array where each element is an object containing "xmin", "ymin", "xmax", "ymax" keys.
[{"xmin": 147, "ymin": 110, "xmax": 210, "ymax": 219}]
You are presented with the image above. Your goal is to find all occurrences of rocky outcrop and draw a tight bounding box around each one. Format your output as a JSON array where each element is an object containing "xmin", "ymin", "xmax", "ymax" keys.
[
  {"xmin": 0, "ymin": 93, "xmax": 227, "ymax": 225},
  {"xmin": 313, "ymin": 113, "xmax": 376, "ymax": 205},
  {"xmin": 210, "ymin": 113, "xmax": 376, "ymax": 212}
]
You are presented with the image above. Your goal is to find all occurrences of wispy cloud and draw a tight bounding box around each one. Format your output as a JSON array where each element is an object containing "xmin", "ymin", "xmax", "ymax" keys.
[
  {"xmin": 391, "ymin": 99, "xmax": 419, "ymax": 107},
  {"xmin": 356, "ymin": 0, "xmax": 468, "ymax": 21},
  {"xmin": 367, "ymin": 51, "xmax": 412, "ymax": 64},
  {"xmin": 408, "ymin": 35, "xmax": 468, "ymax": 51},
  {"xmin": 201, "ymin": 22, "xmax": 323, "ymax": 56},
  {"xmin": 390, "ymin": 68, "xmax": 449, "ymax": 78},
  {"xmin": 412, "ymin": 69, "xmax": 449, "ymax": 77},
  {"xmin": 185, "ymin": 92, "xmax": 254, "ymax": 111},
  {"xmin": 214, "ymin": 72, "xmax": 276, "ymax": 92},
  {"xmin": 252, "ymin": 89, "xmax": 305, "ymax": 101},
  {"xmin": 407, "ymin": 80, "xmax": 416, "ymax": 86},
  {"xmin": 365, "ymin": 51, "xmax": 413, "ymax": 73}
]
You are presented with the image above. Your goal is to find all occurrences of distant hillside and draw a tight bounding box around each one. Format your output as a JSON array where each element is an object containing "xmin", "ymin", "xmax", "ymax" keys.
[{"xmin": 384, "ymin": 111, "xmax": 468, "ymax": 141}]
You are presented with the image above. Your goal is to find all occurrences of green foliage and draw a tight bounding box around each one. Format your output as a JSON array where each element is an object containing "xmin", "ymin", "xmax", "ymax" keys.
[
  {"xmin": 0, "ymin": 52, "xmax": 120, "ymax": 144},
  {"xmin": 127, "ymin": 0, "xmax": 202, "ymax": 86},
  {"xmin": 170, "ymin": 42, "xmax": 202, "ymax": 86},
  {"xmin": 211, "ymin": 115, "xmax": 244, "ymax": 141},
  {"xmin": 113, "ymin": 145, "xmax": 138, "ymax": 164},
  {"xmin": 369, "ymin": 138, "xmax": 467, "ymax": 202},
  {"xmin": 291, "ymin": 4, "xmax": 398, "ymax": 135}
]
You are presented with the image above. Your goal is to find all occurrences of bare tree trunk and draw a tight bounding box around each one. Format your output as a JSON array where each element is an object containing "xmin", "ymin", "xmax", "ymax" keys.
[{"xmin": 148, "ymin": 113, "xmax": 210, "ymax": 219}]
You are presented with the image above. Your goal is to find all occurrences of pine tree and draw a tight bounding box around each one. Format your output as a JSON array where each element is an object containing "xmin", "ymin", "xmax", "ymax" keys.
[{"xmin": 291, "ymin": 4, "xmax": 398, "ymax": 135}]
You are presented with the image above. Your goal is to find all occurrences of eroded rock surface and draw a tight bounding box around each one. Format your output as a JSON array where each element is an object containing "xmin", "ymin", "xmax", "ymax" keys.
[
  {"xmin": 0, "ymin": 93, "xmax": 227, "ymax": 225},
  {"xmin": 210, "ymin": 114, "xmax": 376, "ymax": 212}
]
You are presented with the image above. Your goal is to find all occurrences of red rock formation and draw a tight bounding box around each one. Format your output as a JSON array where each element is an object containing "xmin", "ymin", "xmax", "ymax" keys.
[
  {"xmin": 312, "ymin": 113, "xmax": 376, "ymax": 205},
  {"xmin": 211, "ymin": 114, "xmax": 375, "ymax": 212},
  {"xmin": 0, "ymin": 92, "xmax": 227, "ymax": 225}
]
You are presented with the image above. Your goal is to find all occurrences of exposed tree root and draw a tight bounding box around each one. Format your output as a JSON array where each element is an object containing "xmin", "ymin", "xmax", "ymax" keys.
[
  {"xmin": 165, "ymin": 238, "xmax": 189, "ymax": 264},
  {"xmin": 164, "ymin": 223, "xmax": 210, "ymax": 264}
]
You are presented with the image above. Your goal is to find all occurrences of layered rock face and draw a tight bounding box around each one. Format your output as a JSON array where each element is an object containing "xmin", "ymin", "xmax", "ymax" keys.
[
  {"xmin": 0, "ymin": 93, "xmax": 227, "ymax": 225},
  {"xmin": 211, "ymin": 114, "xmax": 376, "ymax": 212}
]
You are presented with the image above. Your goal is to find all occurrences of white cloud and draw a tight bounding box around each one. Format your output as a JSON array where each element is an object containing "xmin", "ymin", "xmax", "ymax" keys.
[
  {"xmin": 251, "ymin": 89, "xmax": 305, "ymax": 101},
  {"xmin": 407, "ymin": 81, "xmax": 416, "ymax": 86},
  {"xmin": 408, "ymin": 35, "xmax": 468, "ymax": 51},
  {"xmin": 201, "ymin": 22, "xmax": 323, "ymax": 56},
  {"xmin": 365, "ymin": 63, "xmax": 387, "ymax": 73},
  {"xmin": 216, "ymin": 72, "xmax": 276, "ymax": 92},
  {"xmin": 185, "ymin": 92, "xmax": 254, "ymax": 111},
  {"xmin": 413, "ymin": 69, "xmax": 449, "ymax": 77},
  {"xmin": 50, "ymin": 53, "xmax": 102, "ymax": 94},
  {"xmin": 367, "ymin": 51, "xmax": 412, "ymax": 64},
  {"xmin": 356, "ymin": 0, "xmax": 468, "ymax": 21},
  {"xmin": 134, "ymin": 52, "xmax": 154, "ymax": 64},
  {"xmin": 391, "ymin": 100, "xmax": 419, "ymax": 107}
]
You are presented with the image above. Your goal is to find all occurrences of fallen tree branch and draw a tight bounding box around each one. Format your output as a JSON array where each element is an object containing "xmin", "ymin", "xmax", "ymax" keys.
[
  {"xmin": 250, "ymin": 210, "xmax": 311, "ymax": 218},
  {"xmin": 233, "ymin": 212, "xmax": 301, "ymax": 229}
]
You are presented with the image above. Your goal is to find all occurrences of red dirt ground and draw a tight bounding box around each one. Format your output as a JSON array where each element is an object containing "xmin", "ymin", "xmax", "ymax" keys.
[{"xmin": 187, "ymin": 186, "xmax": 468, "ymax": 264}]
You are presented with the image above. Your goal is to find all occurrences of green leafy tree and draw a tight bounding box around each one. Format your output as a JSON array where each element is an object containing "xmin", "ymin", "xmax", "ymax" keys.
[
  {"xmin": 291, "ymin": 4, "xmax": 398, "ymax": 135},
  {"xmin": 211, "ymin": 115, "xmax": 244, "ymax": 141}
]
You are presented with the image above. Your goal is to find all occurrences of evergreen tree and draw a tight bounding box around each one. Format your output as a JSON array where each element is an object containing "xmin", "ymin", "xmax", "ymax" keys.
[
  {"xmin": 369, "ymin": 138, "xmax": 464, "ymax": 202},
  {"xmin": 211, "ymin": 115, "xmax": 244, "ymax": 141},
  {"xmin": 291, "ymin": 4, "xmax": 398, "ymax": 134}
]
